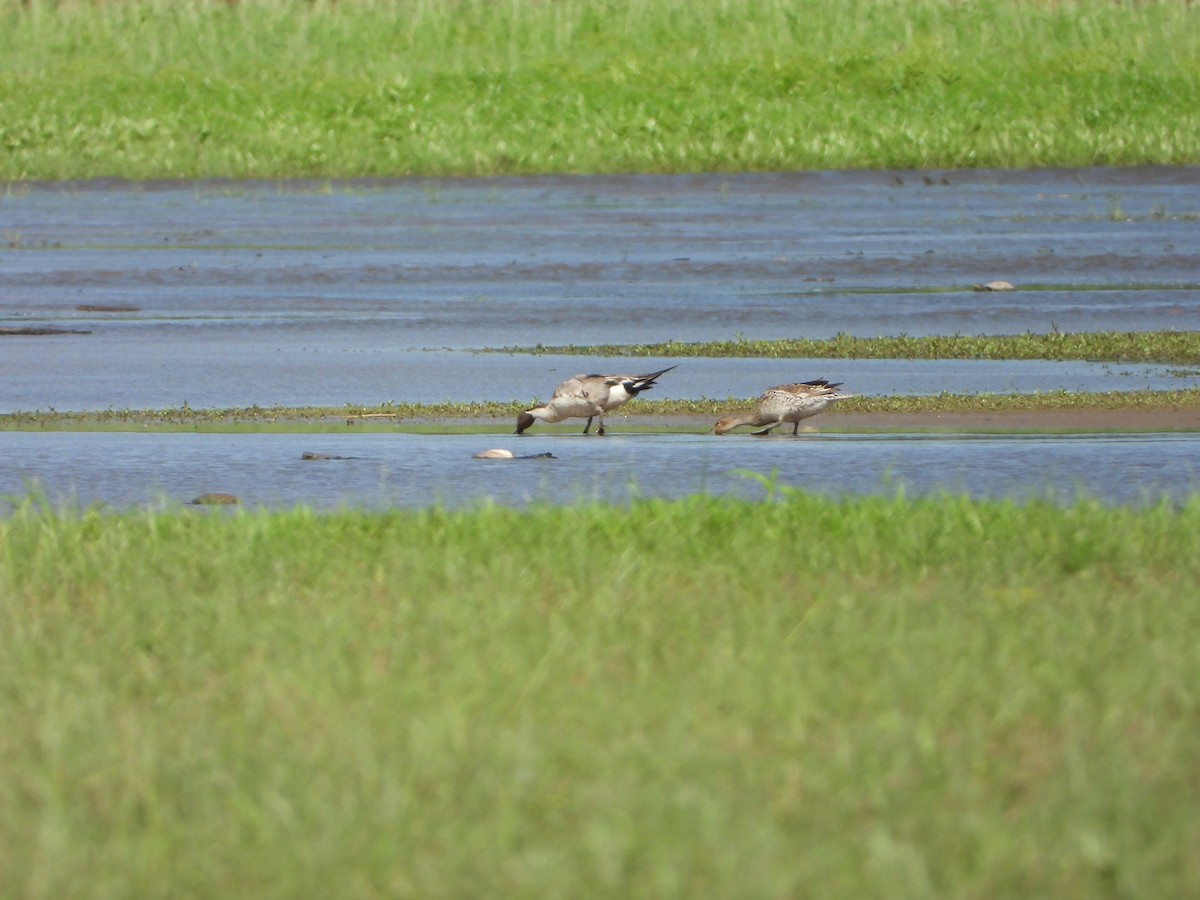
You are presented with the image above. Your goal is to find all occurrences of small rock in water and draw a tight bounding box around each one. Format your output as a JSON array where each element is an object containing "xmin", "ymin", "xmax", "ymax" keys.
[
  {"xmin": 190, "ymin": 492, "xmax": 240, "ymax": 506},
  {"xmin": 972, "ymin": 280, "xmax": 1015, "ymax": 292}
]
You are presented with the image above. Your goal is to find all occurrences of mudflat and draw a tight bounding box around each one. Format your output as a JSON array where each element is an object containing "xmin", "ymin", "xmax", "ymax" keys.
[
  {"xmin": 828, "ymin": 406, "xmax": 1200, "ymax": 432},
  {"xmin": 637, "ymin": 405, "xmax": 1200, "ymax": 433}
]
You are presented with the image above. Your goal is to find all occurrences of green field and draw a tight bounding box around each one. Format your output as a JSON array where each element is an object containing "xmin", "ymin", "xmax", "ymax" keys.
[
  {"xmin": 3, "ymin": 492, "xmax": 1199, "ymax": 897},
  {"xmin": 3, "ymin": 0, "xmax": 1200, "ymax": 179}
]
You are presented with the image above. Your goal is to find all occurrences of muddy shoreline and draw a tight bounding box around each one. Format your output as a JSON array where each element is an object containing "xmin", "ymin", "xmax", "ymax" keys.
[
  {"xmin": 364, "ymin": 406, "xmax": 1200, "ymax": 433},
  {"xmin": 815, "ymin": 406, "xmax": 1200, "ymax": 432},
  {"xmin": 6, "ymin": 405, "xmax": 1200, "ymax": 433},
  {"xmin": 568, "ymin": 406, "xmax": 1200, "ymax": 433}
]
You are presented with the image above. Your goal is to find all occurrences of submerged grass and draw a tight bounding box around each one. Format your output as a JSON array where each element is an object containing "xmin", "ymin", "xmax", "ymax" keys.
[
  {"xmin": 3, "ymin": 0, "xmax": 1200, "ymax": 179},
  {"xmin": 2, "ymin": 490, "xmax": 1199, "ymax": 896},
  {"xmin": 500, "ymin": 330, "xmax": 1200, "ymax": 365},
  {"xmin": 2, "ymin": 388, "xmax": 1200, "ymax": 432}
]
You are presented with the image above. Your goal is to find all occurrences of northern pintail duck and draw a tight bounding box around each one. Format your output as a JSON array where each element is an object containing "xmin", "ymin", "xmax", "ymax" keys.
[
  {"xmin": 713, "ymin": 379, "xmax": 854, "ymax": 435},
  {"xmin": 516, "ymin": 366, "xmax": 676, "ymax": 435}
]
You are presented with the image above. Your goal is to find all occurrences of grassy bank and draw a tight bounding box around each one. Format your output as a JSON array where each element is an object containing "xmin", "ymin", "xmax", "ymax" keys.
[
  {"xmin": 3, "ymin": 388, "xmax": 1200, "ymax": 432},
  {"xmin": 2, "ymin": 491, "xmax": 1198, "ymax": 896},
  {"xmin": 499, "ymin": 330, "xmax": 1200, "ymax": 365},
  {"xmin": 3, "ymin": 0, "xmax": 1199, "ymax": 179}
]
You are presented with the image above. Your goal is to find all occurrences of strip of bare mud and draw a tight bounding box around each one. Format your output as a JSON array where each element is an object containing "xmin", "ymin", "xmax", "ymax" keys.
[
  {"xmin": 622, "ymin": 406, "xmax": 1200, "ymax": 433},
  {"xmin": 6, "ymin": 403, "xmax": 1199, "ymax": 434}
]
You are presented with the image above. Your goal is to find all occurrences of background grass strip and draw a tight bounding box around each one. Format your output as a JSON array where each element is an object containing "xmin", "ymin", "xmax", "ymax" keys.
[{"xmin": 3, "ymin": 0, "xmax": 1200, "ymax": 179}]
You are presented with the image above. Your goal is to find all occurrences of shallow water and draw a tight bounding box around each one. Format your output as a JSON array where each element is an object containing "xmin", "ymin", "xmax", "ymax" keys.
[
  {"xmin": 4, "ymin": 430, "xmax": 1197, "ymax": 511},
  {"xmin": 3, "ymin": 168, "xmax": 1199, "ymax": 414},
  {"xmin": 0, "ymin": 348, "xmax": 1190, "ymax": 413},
  {"xmin": 2, "ymin": 169, "xmax": 1199, "ymax": 508}
]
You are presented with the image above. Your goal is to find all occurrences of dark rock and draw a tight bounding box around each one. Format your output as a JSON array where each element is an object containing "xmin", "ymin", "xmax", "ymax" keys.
[{"xmin": 190, "ymin": 493, "xmax": 240, "ymax": 506}]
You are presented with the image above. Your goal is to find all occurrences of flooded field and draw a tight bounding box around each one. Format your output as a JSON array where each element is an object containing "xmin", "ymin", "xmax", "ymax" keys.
[
  {"xmin": 5, "ymin": 430, "xmax": 1198, "ymax": 512},
  {"xmin": 2, "ymin": 168, "xmax": 1199, "ymax": 507}
]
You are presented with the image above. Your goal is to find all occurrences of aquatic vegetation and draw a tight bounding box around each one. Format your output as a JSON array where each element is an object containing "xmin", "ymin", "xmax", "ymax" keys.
[{"xmin": 497, "ymin": 330, "xmax": 1200, "ymax": 364}]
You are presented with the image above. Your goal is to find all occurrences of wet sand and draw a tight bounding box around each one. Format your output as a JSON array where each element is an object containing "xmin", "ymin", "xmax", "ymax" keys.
[{"xmin": 819, "ymin": 405, "xmax": 1200, "ymax": 432}]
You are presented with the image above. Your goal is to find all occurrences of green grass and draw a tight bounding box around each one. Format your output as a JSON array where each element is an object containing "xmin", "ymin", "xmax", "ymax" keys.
[
  {"xmin": 2, "ymin": 490, "xmax": 1199, "ymax": 897},
  {"xmin": 3, "ymin": 0, "xmax": 1200, "ymax": 179},
  {"xmin": 3, "ymin": 388, "xmax": 1199, "ymax": 433},
  {"xmin": 498, "ymin": 330, "xmax": 1200, "ymax": 365}
]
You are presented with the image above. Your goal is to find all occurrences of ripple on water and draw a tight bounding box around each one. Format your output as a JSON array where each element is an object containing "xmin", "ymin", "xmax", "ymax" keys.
[
  {"xmin": 2, "ymin": 170, "xmax": 1199, "ymax": 413},
  {"xmin": 3, "ymin": 431, "xmax": 1198, "ymax": 512}
]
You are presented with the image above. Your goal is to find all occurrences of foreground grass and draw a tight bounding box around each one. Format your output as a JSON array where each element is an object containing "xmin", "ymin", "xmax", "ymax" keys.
[
  {"xmin": 2, "ymin": 491, "xmax": 1199, "ymax": 897},
  {"xmin": 3, "ymin": 0, "xmax": 1200, "ymax": 179},
  {"xmin": 3, "ymin": 389, "xmax": 1199, "ymax": 433}
]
